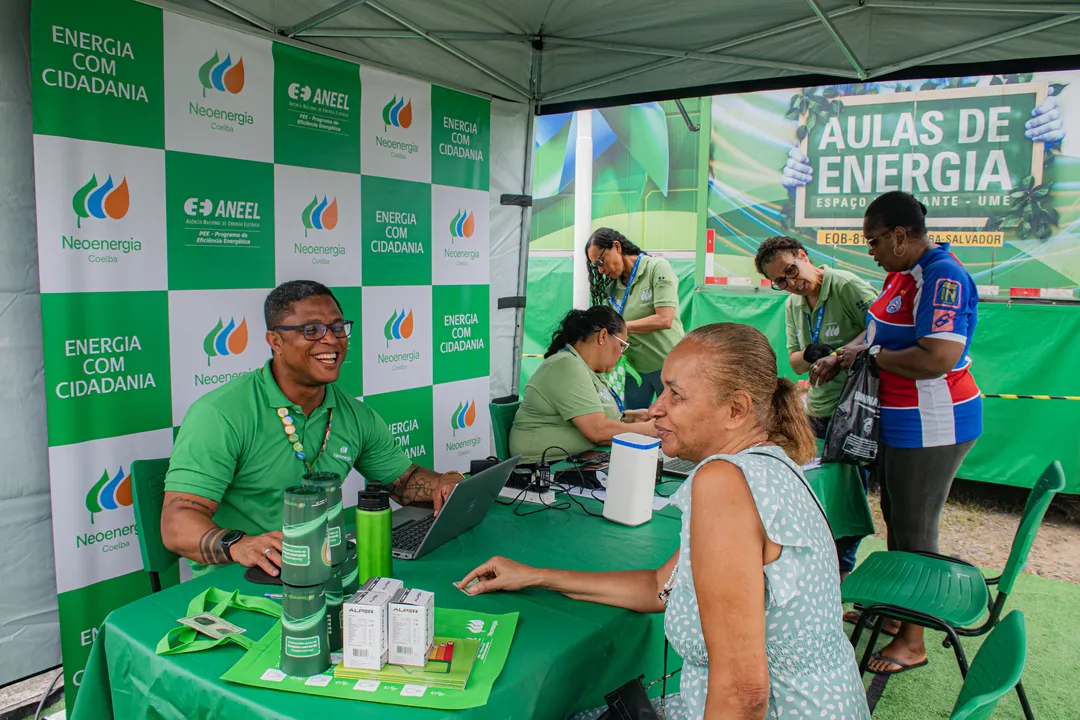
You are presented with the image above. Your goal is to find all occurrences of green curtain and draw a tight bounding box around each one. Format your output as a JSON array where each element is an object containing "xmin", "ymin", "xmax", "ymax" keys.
[{"xmin": 523, "ymin": 262, "xmax": 1080, "ymax": 493}]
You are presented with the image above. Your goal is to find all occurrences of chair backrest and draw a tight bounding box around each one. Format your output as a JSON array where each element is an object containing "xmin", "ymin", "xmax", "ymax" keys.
[
  {"xmin": 949, "ymin": 611, "xmax": 1027, "ymax": 720},
  {"xmin": 130, "ymin": 458, "xmax": 179, "ymax": 575},
  {"xmin": 489, "ymin": 396, "xmax": 520, "ymax": 462},
  {"xmin": 999, "ymin": 461, "xmax": 1066, "ymax": 595}
]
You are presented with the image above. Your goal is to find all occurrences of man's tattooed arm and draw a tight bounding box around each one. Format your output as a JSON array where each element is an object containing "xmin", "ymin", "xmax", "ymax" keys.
[
  {"xmin": 387, "ymin": 464, "xmax": 443, "ymax": 505},
  {"xmin": 161, "ymin": 491, "xmax": 230, "ymax": 564}
]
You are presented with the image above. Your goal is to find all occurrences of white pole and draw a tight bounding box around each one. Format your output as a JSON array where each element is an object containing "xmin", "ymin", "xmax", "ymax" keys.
[{"xmin": 572, "ymin": 109, "xmax": 593, "ymax": 309}]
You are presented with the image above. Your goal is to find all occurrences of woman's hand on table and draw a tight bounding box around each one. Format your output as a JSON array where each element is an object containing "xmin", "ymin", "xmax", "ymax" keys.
[{"xmin": 455, "ymin": 556, "xmax": 541, "ymax": 595}]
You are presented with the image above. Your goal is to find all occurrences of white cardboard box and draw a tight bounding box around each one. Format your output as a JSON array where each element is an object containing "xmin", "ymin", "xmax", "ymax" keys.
[
  {"xmin": 388, "ymin": 589, "xmax": 434, "ymax": 667},
  {"xmin": 360, "ymin": 576, "xmax": 404, "ymax": 596},
  {"xmin": 343, "ymin": 590, "xmax": 393, "ymax": 670}
]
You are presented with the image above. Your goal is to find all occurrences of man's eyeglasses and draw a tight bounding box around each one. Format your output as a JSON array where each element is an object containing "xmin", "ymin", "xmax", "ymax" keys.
[
  {"xmin": 612, "ymin": 334, "xmax": 630, "ymax": 354},
  {"xmin": 592, "ymin": 247, "xmax": 609, "ymax": 269},
  {"xmin": 770, "ymin": 263, "xmax": 800, "ymax": 291},
  {"xmin": 273, "ymin": 320, "xmax": 353, "ymax": 341}
]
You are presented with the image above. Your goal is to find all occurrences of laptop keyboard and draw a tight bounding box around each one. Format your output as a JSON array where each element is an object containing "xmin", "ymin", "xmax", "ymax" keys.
[
  {"xmin": 392, "ymin": 515, "xmax": 435, "ymax": 552},
  {"xmin": 663, "ymin": 458, "xmax": 697, "ymax": 475}
]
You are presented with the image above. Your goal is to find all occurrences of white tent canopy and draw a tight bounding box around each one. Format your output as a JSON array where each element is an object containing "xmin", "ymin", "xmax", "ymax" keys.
[{"xmin": 160, "ymin": 0, "xmax": 1080, "ymax": 110}]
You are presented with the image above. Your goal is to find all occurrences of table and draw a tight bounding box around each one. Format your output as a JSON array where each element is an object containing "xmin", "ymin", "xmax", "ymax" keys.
[
  {"xmin": 71, "ymin": 496, "xmax": 681, "ymax": 720},
  {"xmin": 71, "ymin": 461, "xmax": 874, "ymax": 720}
]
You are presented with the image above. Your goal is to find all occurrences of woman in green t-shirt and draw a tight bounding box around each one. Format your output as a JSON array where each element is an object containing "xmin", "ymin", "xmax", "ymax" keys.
[
  {"xmin": 585, "ymin": 228, "xmax": 685, "ymax": 410},
  {"xmin": 510, "ymin": 306, "xmax": 657, "ymax": 464}
]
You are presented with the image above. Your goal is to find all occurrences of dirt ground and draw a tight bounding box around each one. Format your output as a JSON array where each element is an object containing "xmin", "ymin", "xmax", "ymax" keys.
[{"xmin": 866, "ymin": 479, "xmax": 1080, "ymax": 584}]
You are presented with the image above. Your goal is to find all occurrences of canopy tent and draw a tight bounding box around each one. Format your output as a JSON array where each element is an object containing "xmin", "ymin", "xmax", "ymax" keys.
[
  {"xmin": 158, "ymin": 0, "xmax": 1080, "ymax": 111},
  {"xmin": 4, "ymin": 0, "xmax": 1080, "ymax": 692}
]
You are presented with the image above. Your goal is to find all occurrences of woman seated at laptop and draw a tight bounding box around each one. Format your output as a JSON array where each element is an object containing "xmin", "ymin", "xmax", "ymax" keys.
[{"xmin": 511, "ymin": 306, "xmax": 657, "ymax": 463}]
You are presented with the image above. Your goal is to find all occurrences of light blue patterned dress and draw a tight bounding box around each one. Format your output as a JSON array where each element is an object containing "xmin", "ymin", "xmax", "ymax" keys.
[
  {"xmin": 662, "ymin": 446, "xmax": 870, "ymax": 719},
  {"xmin": 576, "ymin": 446, "xmax": 870, "ymax": 720}
]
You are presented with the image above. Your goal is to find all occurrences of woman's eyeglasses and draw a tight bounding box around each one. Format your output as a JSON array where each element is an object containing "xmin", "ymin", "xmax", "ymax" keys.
[
  {"xmin": 592, "ymin": 248, "xmax": 609, "ymax": 268},
  {"xmin": 612, "ymin": 334, "xmax": 630, "ymax": 354},
  {"xmin": 770, "ymin": 264, "xmax": 800, "ymax": 291}
]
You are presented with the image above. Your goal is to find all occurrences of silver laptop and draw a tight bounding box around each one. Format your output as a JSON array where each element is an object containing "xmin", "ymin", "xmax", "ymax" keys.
[{"xmin": 390, "ymin": 455, "xmax": 520, "ymax": 560}]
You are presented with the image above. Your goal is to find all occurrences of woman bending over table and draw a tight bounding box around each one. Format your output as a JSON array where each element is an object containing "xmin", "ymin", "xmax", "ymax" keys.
[
  {"xmin": 461, "ymin": 323, "xmax": 870, "ymax": 720},
  {"xmin": 510, "ymin": 305, "xmax": 656, "ymax": 464}
]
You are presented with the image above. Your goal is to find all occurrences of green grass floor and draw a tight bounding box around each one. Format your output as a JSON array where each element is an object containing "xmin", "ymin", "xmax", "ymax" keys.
[{"xmin": 850, "ymin": 538, "xmax": 1074, "ymax": 719}]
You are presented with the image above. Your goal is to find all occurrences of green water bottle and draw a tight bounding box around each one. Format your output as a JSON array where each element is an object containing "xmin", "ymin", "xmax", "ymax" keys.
[{"xmin": 355, "ymin": 481, "xmax": 392, "ymax": 585}]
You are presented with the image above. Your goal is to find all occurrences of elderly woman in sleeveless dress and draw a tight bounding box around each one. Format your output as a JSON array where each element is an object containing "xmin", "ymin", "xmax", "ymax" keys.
[{"xmin": 457, "ymin": 323, "xmax": 870, "ymax": 719}]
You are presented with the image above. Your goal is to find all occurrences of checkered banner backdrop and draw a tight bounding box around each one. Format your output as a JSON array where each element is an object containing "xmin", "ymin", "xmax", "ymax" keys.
[{"xmin": 30, "ymin": 0, "xmax": 492, "ymax": 701}]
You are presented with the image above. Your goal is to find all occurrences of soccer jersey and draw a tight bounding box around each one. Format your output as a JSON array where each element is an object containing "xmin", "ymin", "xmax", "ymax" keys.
[{"xmin": 865, "ymin": 244, "xmax": 982, "ymax": 448}]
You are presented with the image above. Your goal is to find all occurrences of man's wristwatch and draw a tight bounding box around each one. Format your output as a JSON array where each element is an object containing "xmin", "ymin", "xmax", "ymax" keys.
[{"xmin": 219, "ymin": 529, "xmax": 246, "ymax": 561}]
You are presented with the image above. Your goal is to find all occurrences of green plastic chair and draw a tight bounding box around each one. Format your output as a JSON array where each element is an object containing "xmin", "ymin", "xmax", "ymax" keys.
[
  {"xmin": 843, "ymin": 461, "xmax": 1064, "ymax": 720},
  {"xmin": 489, "ymin": 396, "xmax": 520, "ymax": 462},
  {"xmin": 130, "ymin": 458, "xmax": 178, "ymax": 593},
  {"xmin": 950, "ymin": 611, "xmax": 1027, "ymax": 720}
]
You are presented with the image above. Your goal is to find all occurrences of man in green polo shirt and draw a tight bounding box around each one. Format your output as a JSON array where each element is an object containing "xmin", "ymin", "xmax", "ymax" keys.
[
  {"xmin": 755, "ymin": 236, "xmax": 877, "ymax": 578},
  {"xmin": 162, "ymin": 280, "xmax": 466, "ymax": 577}
]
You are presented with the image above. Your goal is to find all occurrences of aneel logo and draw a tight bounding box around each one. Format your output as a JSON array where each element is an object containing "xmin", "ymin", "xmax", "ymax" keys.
[
  {"xmin": 86, "ymin": 466, "xmax": 132, "ymax": 525},
  {"xmin": 288, "ymin": 83, "xmax": 313, "ymax": 101},
  {"xmin": 383, "ymin": 308, "xmax": 414, "ymax": 346},
  {"xmin": 301, "ymin": 195, "xmax": 338, "ymax": 236},
  {"xmin": 450, "ymin": 400, "xmax": 476, "ymax": 436},
  {"xmin": 203, "ymin": 317, "xmax": 249, "ymax": 365},
  {"xmin": 198, "ymin": 51, "xmax": 245, "ymax": 96},
  {"xmin": 72, "ymin": 174, "xmax": 130, "ymax": 228},
  {"xmin": 449, "ymin": 210, "xmax": 474, "ymax": 242},
  {"xmin": 382, "ymin": 95, "xmax": 413, "ymax": 129}
]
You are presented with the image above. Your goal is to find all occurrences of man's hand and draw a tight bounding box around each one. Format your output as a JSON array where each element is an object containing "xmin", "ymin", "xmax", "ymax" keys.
[
  {"xmin": 621, "ymin": 409, "xmax": 651, "ymax": 423},
  {"xmin": 433, "ymin": 472, "xmax": 465, "ymax": 516},
  {"xmin": 228, "ymin": 531, "xmax": 283, "ymax": 577},
  {"xmin": 387, "ymin": 465, "xmax": 465, "ymax": 516}
]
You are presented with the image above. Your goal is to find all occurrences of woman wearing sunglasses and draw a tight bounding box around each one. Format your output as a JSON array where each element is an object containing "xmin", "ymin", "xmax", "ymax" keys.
[
  {"xmin": 754, "ymin": 236, "xmax": 877, "ymax": 581},
  {"xmin": 510, "ymin": 306, "xmax": 657, "ymax": 464},
  {"xmin": 585, "ymin": 228, "xmax": 685, "ymax": 410}
]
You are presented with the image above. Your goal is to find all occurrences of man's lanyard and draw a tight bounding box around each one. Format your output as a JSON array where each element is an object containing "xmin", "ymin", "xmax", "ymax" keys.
[
  {"xmin": 807, "ymin": 302, "xmax": 826, "ymax": 345},
  {"xmin": 564, "ymin": 345, "xmax": 624, "ymax": 413},
  {"xmin": 276, "ymin": 406, "xmax": 334, "ymax": 473},
  {"xmin": 608, "ymin": 255, "xmax": 642, "ymax": 315}
]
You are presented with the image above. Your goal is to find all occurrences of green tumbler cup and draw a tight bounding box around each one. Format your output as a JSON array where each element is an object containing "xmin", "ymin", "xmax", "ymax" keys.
[
  {"xmin": 341, "ymin": 536, "xmax": 359, "ymax": 596},
  {"xmin": 281, "ymin": 583, "xmax": 330, "ymax": 677},
  {"xmin": 281, "ymin": 485, "xmax": 331, "ymax": 587},
  {"xmin": 302, "ymin": 472, "xmax": 344, "ymax": 566},
  {"xmin": 325, "ymin": 564, "xmax": 344, "ymax": 652},
  {"xmin": 355, "ymin": 481, "xmax": 392, "ymax": 586}
]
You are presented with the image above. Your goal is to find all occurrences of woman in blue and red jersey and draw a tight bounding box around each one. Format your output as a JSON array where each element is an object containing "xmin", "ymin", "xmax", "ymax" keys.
[{"xmin": 810, "ymin": 191, "xmax": 981, "ymax": 676}]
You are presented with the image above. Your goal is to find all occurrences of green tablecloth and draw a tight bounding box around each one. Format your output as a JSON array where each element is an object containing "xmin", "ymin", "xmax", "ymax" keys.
[
  {"xmin": 71, "ymin": 462, "xmax": 872, "ymax": 720},
  {"xmin": 71, "ymin": 498, "xmax": 681, "ymax": 720}
]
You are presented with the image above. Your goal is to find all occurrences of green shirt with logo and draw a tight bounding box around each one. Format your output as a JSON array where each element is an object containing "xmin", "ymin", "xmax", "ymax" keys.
[
  {"xmin": 608, "ymin": 255, "xmax": 685, "ymax": 374},
  {"xmin": 166, "ymin": 360, "xmax": 412, "ymax": 575},
  {"xmin": 784, "ymin": 266, "xmax": 878, "ymax": 418},
  {"xmin": 509, "ymin": 346, "xmax": 622, "ymax": 463}
]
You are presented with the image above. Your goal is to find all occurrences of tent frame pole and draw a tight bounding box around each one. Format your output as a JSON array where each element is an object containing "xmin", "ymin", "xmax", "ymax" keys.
[
  {"xmin": 805, "ymin": 0, "xmax": 867, "ymax": 80},
  {"xmin": 295, "ymin": 30, "xmax": 533, "ymax": 42},
  {"xmin": 511, "ymin": 45, "xmax": 541, "ymax": 396},
  {"xmin": 539, "ymin": 5, "xmax": 865, "ymax": 102},
  {"xmin": 542, "ymin": 37, "xmax": 856, "ymax": 79},
  {"xmin": 365, "ymin": 0, "xmax": 531, "ymax": 99},
  {"xmin": 284, "ymin": 0, "xmax": 371, "ymax": 38},
  {"xmin": 868, "ymin": 13, "xmax": 1080, "ymax": 77},
  {"xmin": 864, "ymin": 1, "xmax": 1080, "ymax": 14},
  {"xmin": 201, "ymin": 0, "xmax": 276, "ymax": 32}
]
